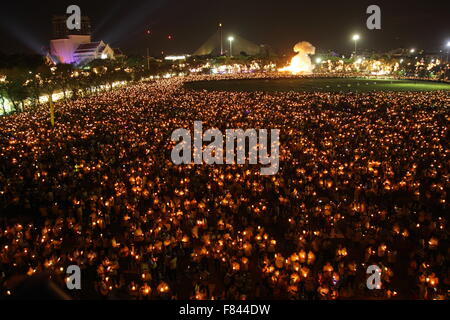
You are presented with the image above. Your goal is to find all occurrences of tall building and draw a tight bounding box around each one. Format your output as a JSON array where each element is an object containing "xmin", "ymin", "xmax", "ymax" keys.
[{"xmin": 49, "ymin": 15, "xmax": 114, "ymax": 66}]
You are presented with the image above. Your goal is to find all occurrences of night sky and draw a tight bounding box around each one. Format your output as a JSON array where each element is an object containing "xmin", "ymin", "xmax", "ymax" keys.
[{"xmin": 0, "ymin": 0, "xmax": 449, "ymax": 56}]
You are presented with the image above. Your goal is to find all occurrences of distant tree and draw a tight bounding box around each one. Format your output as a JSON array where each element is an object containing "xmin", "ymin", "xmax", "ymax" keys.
[
  {"xmin": 0, "ymin": 79, "xmax": 8, "ymax": 114},
  {"xmin": 36, "ymin": 65, "xmax": 59, "ymax": 126},
  {"xmin": 54, "ymin": 64, "xmax": 74, "ymax": 99},
  {"xmin": 124, "ymin": 55, "xmax": 146, "ymax": 69},
  {"xmin": 2, "ymin": 68, "xmax": 29, "ymax": 112},
  {"xmin": 26, "ymin": 72, "xmax": 43, "ymax": 106},
  {"xmin": 418, "ymin": 68, "xmax": 429, "ymax": 78}
]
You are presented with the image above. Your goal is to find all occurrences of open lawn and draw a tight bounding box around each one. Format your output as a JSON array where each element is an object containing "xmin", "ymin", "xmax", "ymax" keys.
[{"xmin": 185, "ymin": 77, "xmax": 450, "ymax": 93}]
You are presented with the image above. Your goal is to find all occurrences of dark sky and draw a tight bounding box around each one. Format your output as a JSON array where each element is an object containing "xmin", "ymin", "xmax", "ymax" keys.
[{"xmin": 0, "ymin": 0, "xmax": 449, "ymax": 55}]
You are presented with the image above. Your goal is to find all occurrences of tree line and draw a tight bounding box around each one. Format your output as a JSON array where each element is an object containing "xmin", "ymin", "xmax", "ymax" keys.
[{"xmin": 0, "ymin": 54, "xmax": 175, "ymax": 115}]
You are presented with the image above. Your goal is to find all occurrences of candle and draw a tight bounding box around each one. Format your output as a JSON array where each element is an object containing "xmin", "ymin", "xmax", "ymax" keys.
[
  {"xmin": 307, "ymin": 251, "xmax": 315, "ymax": 265},
  {"xmin": 141, "ymin": 283, "xmax": 151, "ymax": 296},
  {"xmin": 337, "ymin": 247, "xmax": 347, "ymax": 257},
  {"xmin": 157, "ymin": 281, "xmax": 170, "ymax": 293},
  {"xmin": 428, "ymin": 237, "xmax": 438, "ymax": 248},
  {"xmin": 323, "ymin": 262, "xmax": 334, "ymax": 273},
  {"xmin": 299, "ymin": 250, "xmax": 306, "ymax": 263},
  {"xmin": 291, "ymin": 273, "xmax": 300, "ymax": 284}
]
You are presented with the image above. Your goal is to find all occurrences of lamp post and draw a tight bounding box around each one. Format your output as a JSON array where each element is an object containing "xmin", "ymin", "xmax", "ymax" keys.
[
  {"xmin": 228, "ymin": 36, "xmax": 234, "ymax": 57},
  {"xmin": 219, "ymin": 23, "xmax": 223, "ymax": 55},
  {"xmin": 146, "ymin": 30, "xmax": 151, "ymax": 71},
  {"xmin": 446, "ymin": 41, "xmax": 450, "ymax": 63},
  {"xmin": 352, "ymin": 34, "xmax": 360, "ymax": 56}
]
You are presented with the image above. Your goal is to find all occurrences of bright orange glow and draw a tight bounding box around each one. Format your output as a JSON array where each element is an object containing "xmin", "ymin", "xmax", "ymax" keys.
[{"xmin": 279, "ymin": 41, "xmax": 315, "ymax": 74}]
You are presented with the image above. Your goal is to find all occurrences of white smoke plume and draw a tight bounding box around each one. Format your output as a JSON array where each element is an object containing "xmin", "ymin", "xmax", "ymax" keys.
[
  {"xmin": 279, "ymin": 41, "xmax": 316, "ymax": 74},
  {"xmin": 293, "ymin": 41, "xmax": 316, "ymax": 55}
]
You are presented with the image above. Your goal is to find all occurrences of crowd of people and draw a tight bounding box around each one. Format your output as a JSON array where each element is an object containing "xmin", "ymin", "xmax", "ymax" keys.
[{"xmin": 0, "ymin": 73, "xmax": 448, "ymax": 300}]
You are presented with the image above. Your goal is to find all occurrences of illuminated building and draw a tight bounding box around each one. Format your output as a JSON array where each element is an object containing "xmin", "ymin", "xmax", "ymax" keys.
[{"xmin": 48, "ymin": 15, "xmax": 114, "ymax": 65}]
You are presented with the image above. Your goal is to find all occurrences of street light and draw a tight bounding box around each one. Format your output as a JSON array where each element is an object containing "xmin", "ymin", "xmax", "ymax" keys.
[
  {"xmin": 228, "ymin": 36, "xmax": 234, "ymax": 57},
  {"xmin": 352, "ymin": 34, "xmax": 360, "ymax": 56},
  {"xmin": 146, "ymin": 30, "xmax": 151, "ymax": 71},
  {"xmin": 446, "ymin": 41, "xmax": 450, "ymax": 63},
  {"xmin": 219, "ymin": 23, "xmax": 223, "ymax": 55},
  {"xmin": 410, "ymin": 48, "xmax": 415, "ymax": 54}
]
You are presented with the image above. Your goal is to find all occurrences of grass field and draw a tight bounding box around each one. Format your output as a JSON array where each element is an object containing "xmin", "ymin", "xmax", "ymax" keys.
[{"xmin": 185, "ymin": 77, "xmax": 450, "ymax": 93}]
